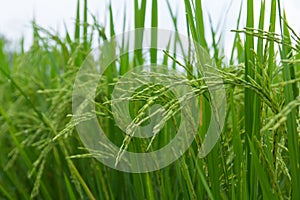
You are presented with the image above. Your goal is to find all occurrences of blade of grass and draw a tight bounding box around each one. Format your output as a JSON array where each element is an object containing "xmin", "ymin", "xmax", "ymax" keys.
[
  {"xmin": 194, "ymin": 0, "xmax": 208, "ymax": 49},
  {"xmin": 244, "ymin": 0, "xmax": 258, "ymax": 198},
  {"xmin": 150, "ymin": 0, "xmax": 158, "ymax": 65},
  {"xmin": 83, "ymin": 0, "xmax": 88, "ymax": 51},
  {"xmin": 267, "ymin": 0, "xmax": 276, "ymax": 78},
  {"xmin": 134, "ymin": 0, "xmax": 147, "ymax": 66},
  {"xmin": 253, "ymin": 0, "xmax": 265, "ymax": 138},
  {"xmin": 63, "ymin": 173, "xmax": 77, "ymax": 200},
  {"xmin": 75, "ymin": 0, "xmax": 80, "ymax": 42}
]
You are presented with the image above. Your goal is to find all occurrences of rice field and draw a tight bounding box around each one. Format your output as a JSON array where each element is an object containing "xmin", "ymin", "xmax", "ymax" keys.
[{"xmin": 0, "ymin": 0, "xmax": 299, "ymax": 199}]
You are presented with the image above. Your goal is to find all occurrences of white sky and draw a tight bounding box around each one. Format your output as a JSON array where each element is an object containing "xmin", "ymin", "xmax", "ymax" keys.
[{"xmin": 0, "ymin": 0, "xmax": 299, "ymax": 57}]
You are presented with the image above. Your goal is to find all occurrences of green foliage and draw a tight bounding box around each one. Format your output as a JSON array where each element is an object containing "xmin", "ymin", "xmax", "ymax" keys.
[{"xmin": 0, "ymin": 0, "xmax": 299, "ymax": 199}]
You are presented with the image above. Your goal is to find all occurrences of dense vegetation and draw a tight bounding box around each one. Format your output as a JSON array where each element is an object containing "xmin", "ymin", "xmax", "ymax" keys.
[{"xmin": 0, "ymin": 0, "xmax": 299, "ymax": 199}]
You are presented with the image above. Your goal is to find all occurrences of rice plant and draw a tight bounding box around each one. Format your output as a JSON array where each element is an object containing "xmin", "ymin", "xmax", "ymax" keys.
[{"xmin": 0, "ymin": 0, "xmax": 299, "ymax": 199}]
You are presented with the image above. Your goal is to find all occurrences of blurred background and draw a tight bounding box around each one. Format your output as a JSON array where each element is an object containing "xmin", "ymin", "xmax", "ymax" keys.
[{"xmin": 1, "ymin": 0, "xmax": 299, "ymax": 56}]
